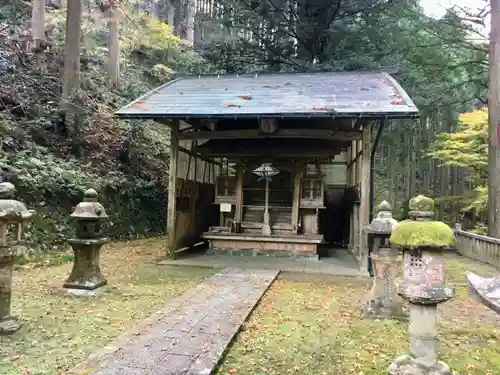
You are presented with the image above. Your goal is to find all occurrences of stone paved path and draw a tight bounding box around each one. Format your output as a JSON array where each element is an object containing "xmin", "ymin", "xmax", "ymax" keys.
[{"xmin": 70, "ymin": 268, "xmax": 279, "ymax": 375}]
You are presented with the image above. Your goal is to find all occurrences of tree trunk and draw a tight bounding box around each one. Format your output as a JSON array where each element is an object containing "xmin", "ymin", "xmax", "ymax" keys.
[
  {"xmin": 185, "ymin": 0, "xmax": 196, "ymax": 43},
  {"xmin": 438, "ymin": 116, "xmax": 449, "ymax": 221},
  {"xmin": 426, "ymin": 116, "xmax": 436, "ymax": 196},
  {"xmin": 61, "ymin": 0, "xmax": 82, "ymax": 147},
  {"xmin": 166, "ymin": 0, "xmax": 175, "ymax": 26},
  {"xmin": 107, "ymin": 2, "xmax": 120, "ymax": 87},
  {"xmin": 488, "ymin": 0, "xmax": 500, "ymax": 237},
  {"xmin": 406, "ymin": 122, "xmax": 415, "ymax": 198},
  {"xmin": 31, "ymin": 0, "xmax": 46, "ymax": 50}
]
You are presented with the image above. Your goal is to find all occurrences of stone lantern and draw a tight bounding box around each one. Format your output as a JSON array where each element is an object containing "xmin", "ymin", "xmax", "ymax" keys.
[
  {"xmin": 63, "ymin": 188, "xmax": 109, "ymax": 291},
  {"xmin": 387, "ymin": 195, "xmax": 455, "ymax": 375},
  {"xmin": 362, "ymin": 200, "xmax": 404, "ymax": 319},
  {"xmin": 0, "ymin": 182, "xmax": 34, "ymax": 334}
]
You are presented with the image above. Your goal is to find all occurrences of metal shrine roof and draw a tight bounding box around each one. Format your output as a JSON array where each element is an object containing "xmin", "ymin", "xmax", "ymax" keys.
[{"xmin": 114, "ymin": 71, "xmax": 419, "ymax": 120}]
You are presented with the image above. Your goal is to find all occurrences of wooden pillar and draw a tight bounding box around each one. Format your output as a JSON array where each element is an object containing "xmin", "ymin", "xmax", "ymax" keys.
[
  {"xmin": 352, "ymin": 141, "xmax": 356, "ymax": 184},
  {"xmin": 353, "ymin": 203, "xmax": 360, "ymax": 254},
  {"xmin": 359, "ymin": 124, "xmax": 372, "ymax": 271},
  {"xmin": 346, "ymin": 145, "xmax": 353, "ymax": 187},
  {"xmin": 355, "ymin": 140, "xmax": 362, "ymax": 186},
  {"xmin": 166, "ymin": 120, "xmax": 179, "ymax": 257},
  {"xmin": 192, "ymin": 140, "xmax": 198, "ymax": 182},
  {"xmin": 291, "ymin": 166, "xmax": 302, "ymax": 233},
  {"xmin": 349, "ymin": 141, "xmax": 358, "ymax": 250},
  {"xmin": 234, "ymin": 165, "xmax": 244, "ymax": 228}
]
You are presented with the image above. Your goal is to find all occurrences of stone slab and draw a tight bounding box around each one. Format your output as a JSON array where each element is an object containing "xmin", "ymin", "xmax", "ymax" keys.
[
  {"xmin": 70, "ymin": 267, "xmax": 279, "ymax": 375},
  {"xmin": 158, "ymin": 250, "xmax": 368, "ymax": 277}
]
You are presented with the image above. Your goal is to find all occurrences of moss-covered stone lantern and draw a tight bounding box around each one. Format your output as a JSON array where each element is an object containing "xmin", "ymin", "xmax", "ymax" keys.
[
  {"xmin": 0, "ymin": 182, "xmax": 34, "ymax": 334},
  {"xmin": 63, "ymin": 188, "xmax": 108, "ymax": 291},
  {"xmin": 387, "ymin": 195, "xmax": 455, "ymax": 375},
  {"xmin": 362, "ymin": 200, "xmax": 404, "ymax": 319}
]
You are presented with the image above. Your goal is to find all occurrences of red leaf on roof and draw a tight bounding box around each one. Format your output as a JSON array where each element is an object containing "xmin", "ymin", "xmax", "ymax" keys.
[
  {"xmin": 239, "ymin": 95, "xmax": 252, "ymax": 100},
  {"xmin": 224, "ymin": 103, "xmax": 241, "ymax": 108},
  {"xmin": 390, "ymin": 99, "xmax": 405, "ymax": 105},
  {"xmin": 312, "ymin": 106, "xmax": 328, "ymax": 110},
  {"xmin": 133, "ymin": 101, "xmax": 145, "ymax": 108}
]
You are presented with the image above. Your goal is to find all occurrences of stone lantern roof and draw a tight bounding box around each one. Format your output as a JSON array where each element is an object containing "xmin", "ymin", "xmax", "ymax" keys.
[
  {"xmin": 0, "ymin": 182, "xmax": 34, "ymax": 222},
  {"xmin": 366, "ymin": 200, "xmax": 397, "ymax": 234},
  {"xmin": 70, "ymin": 189, "xmax": 108, "ymax": 220}
]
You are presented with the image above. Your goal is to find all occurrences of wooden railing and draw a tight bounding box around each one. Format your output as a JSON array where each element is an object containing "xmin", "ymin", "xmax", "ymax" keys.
[{"xmin": 454, "ymin": 223, "xmax": 500, "ymax": 267}]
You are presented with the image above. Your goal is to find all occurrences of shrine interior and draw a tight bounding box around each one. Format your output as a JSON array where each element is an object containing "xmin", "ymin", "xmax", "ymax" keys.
[{"xmin": 192, "ymin": 117, "xmax": 361, "ymax": 258}]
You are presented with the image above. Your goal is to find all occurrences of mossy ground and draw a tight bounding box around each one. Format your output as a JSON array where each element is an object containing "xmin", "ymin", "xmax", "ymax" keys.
[
  {"xmin": 217, "ymin": 254, "xmax": 500, "ymax": 375},
  {"xmin": 1, "ymin": 237, "xmax": 216, "ymax": 375},
  {"xmin": 2, "ymin": 240, "xmax": 498, "ymax": 375}
]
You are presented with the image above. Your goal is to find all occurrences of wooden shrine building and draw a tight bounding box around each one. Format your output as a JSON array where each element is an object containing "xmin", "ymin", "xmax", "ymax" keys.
[{"xmin": 115, "ymin": 71, "xmax": 419, "ymax": 270}]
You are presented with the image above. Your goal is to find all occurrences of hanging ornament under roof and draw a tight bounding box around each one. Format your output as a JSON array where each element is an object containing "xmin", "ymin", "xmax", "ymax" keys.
[{"xmin": 253, "ymin": 163, "xmax": 280, "ymax": 182}]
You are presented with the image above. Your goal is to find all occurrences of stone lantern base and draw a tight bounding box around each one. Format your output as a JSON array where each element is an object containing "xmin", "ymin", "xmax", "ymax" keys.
[
  {"xmin": 0, "ymin": 316, "xmax": 22, "ymax": 334},
  {"xmin": 63, "ymin": 238, "xmax": 108, "ymax": 290},
  {"xmin": 362, "ymin": 247, "xmax": 407, "ymax": 319},
  {"xmin": 388, "ymin": 355, "xmax": 454, "ymax": 375}
]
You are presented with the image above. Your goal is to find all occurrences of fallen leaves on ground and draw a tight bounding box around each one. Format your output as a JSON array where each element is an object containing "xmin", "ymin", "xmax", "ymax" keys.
[
  {"xmin": 217, "ymin": 255, "xmax": 500, "ymax": 375},
  {"xmin": 1, "ymin": 237, "xmax": 216, "ymax": 375}
]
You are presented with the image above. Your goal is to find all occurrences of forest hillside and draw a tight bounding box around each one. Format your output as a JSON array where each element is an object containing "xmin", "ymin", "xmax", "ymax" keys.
[{"xmin": 0, "ymin": 1, "xmax": 213, "ymax": 252}]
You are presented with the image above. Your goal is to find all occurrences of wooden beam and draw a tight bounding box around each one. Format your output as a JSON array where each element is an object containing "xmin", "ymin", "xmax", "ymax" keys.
[
  {"xmin": 167, "ymin": 120, "xmax": 179, "ymax": 258},
  {"xmin": 191, "ymin": 150, "xmax": 344, "ymax": 158},
  {"xmin": 179, "ymin": 128, "xmax": 361, "ymax": 141}
]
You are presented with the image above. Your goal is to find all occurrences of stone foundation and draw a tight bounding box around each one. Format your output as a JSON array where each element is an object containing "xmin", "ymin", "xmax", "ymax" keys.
[
  {"xmin": 204, "ymin": 234, "xmax": 321, "ymax": 259},
  {"xmin": 387, "ymin": 355, "xmax": 454, "ymax": 375}
]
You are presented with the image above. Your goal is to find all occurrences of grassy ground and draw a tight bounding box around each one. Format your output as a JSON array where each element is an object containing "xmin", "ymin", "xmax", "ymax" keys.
[
  {"xmin": 218, "ymin": 255, "xmax": 500, "ymax": 375},
  {"xmin": 0, "ymin": 237, "xmax": 216, "ymax": 375}
]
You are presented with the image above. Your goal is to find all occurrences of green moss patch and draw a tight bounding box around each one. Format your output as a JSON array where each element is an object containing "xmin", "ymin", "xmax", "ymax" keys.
[{"xmin": 390, "ymin": 220, "xmax": 456, "ymax": 247}]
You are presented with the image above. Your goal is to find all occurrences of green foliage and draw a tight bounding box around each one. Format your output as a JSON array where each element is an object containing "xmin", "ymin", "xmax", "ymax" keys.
[
  {"xmin": 428, "ymin": 109, "xmax": 488, "ymax": 175},
  {"xmin": 427, "ymin": 108, "xmax": 488, "ymax": 212}
]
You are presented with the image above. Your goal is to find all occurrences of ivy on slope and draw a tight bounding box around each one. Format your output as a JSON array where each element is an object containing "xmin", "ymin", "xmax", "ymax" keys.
[{"xmin": 0, "ymin": 5, "xmax": 213, "ymax": 251}]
